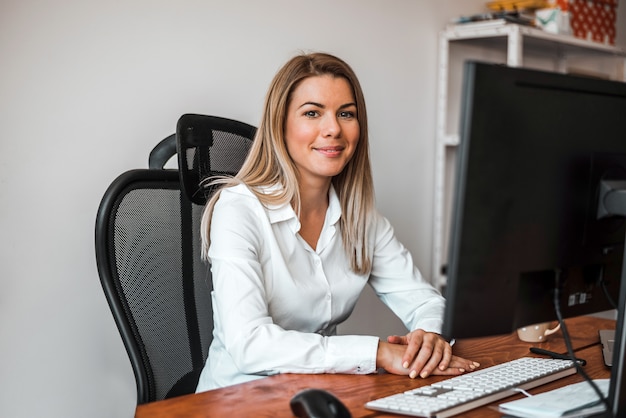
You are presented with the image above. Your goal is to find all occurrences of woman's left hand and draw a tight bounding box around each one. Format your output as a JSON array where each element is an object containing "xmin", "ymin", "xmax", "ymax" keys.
[{"xmin": 386, "ymin": 329, "xmax": 479, "ymax": 378}]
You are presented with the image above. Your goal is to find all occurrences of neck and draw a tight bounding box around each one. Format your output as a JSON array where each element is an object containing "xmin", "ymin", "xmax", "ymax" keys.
[
  {"xmin": 298, "ymin": 178, "xmax": 331, "ymax": 213},
  {"xmin": 294, "ymin": 179, "xmax": 331, "ymax": 250}
]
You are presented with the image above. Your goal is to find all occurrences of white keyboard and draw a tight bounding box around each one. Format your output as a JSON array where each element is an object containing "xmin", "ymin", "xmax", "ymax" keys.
[{"xmin": 365, "ymin": 357, "xmax": 576, "ymax": 418}]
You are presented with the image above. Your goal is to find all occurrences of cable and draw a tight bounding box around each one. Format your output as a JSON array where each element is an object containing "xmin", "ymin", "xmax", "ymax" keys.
[
  {"xmin": 600, "ymin": 276, "xmax": 618, "ymax": 310},
  {"xmin": 511, "ymin": 387, "xmax": 533, "ymax": 398},
  {"xmin": 553, "ymin": 269, "xmax": 613, "ymax": 415}
]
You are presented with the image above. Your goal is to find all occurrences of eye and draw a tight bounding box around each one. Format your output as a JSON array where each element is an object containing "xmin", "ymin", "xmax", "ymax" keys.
[
  {"xmin": 339, "ymin": 110, "xmax": 356, "ymax": 119},
  {"xmin": 304, "ymin": 110, "xmax": 319, "ymax": 118}
]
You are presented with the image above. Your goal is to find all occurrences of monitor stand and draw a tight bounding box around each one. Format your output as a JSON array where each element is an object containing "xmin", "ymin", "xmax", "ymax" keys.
[
  {"xmin": 597, "ymin": 180, "xmax": 626, "ymax": 417},
  {"xmin": 598, "ymin": 329, "xmax": 615, "ymax": 367}
]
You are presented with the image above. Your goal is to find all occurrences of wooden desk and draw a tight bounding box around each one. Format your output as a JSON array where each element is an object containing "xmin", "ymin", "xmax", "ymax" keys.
[{"xmin": 136, "ymin": 316, "xmax": 615, "ymax": 417}]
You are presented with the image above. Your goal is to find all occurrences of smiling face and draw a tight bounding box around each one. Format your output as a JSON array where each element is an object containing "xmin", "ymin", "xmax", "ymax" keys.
[{"xmin": 284, "ymin": 75, "xmax": 360, "ymax": 189}]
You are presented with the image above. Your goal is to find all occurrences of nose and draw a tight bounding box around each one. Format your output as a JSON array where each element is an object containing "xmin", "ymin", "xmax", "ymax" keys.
[{"xmin": 321, "ymin": 114, "xmax": 341, "ymax": 137}]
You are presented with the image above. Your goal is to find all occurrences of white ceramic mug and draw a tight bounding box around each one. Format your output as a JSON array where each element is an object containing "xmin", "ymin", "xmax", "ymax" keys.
[{"xmin": 516, "ymin": 322, "xmax": 561, "ymax": 342}]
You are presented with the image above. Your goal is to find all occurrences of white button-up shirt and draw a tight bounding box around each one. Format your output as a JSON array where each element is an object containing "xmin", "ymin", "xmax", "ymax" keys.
[{"xmin": 196, "ymin": 184, "xmax": 445, "ymax": 392}]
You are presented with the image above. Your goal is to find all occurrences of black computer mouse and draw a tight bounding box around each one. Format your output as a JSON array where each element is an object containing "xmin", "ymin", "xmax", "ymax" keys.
[{"xmin": 289, "ymin": 388, "xmax": 352, "ymax": 418}]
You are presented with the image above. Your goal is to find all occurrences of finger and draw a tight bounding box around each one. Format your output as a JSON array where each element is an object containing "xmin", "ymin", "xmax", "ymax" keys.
[
  {"xmin": 407, "ymin": 339, "xmax": 435, "ymax": 378},
  {"xmin": 438, "ymin": 343, "xmax": 453, "ymax": 371},
  {"xmin": 416, "ymin": 344, "xmax": 446, "ymax": 378},
  {"xmin": 402, "ymin": 333, "xmax": 425, "ymax": 371},
  {"xmin": 400, "ymin": 329, "xmax": 431, "ymax": 369},
  {"xmin": 387, "ymin": 335, "xmax": 408, "ymax": 345},
  {"xmin": 429, "ymin": 366, "xmax": 467, "ymax": 376},
  {"xmin": 449, "ymin": 355, "xmax": 480, "ymax": 371},
  {"xmin": 432, "ymin": 357, "xmax": 479, "ymax": 375}
]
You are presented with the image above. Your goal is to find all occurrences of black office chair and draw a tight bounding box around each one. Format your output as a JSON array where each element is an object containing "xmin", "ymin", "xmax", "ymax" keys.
[{"xmin": 95, "ymin": 114, "xmax": 256, "ymax": 404}]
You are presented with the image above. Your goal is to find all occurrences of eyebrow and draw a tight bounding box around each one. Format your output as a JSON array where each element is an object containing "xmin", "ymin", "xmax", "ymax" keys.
[{"xmin": 298, "ymin": 101, "xmax": 357, "ymax": 109}]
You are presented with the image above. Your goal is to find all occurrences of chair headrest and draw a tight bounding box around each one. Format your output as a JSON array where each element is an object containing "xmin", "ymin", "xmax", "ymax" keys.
[{"xmin": 176, "ymin": 114, "xmax": 256, "ymax": 205}]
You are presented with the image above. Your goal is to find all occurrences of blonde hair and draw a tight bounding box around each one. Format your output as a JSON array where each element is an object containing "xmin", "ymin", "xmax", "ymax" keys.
[{"xmin": 200, "ymin": 52, "xmax": 375, "ymax": 274}]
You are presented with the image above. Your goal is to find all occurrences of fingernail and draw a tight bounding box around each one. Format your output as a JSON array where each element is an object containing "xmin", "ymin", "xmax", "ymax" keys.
[
  {"xmin": 459, "ymin": 368, "xmax": 466, "ymax": 373},
  {"xmin": 473, "ymin": 362, "xmax": 480, "ymax": 367},
  {"xmin": 403, "ymin": 361, "xmax": 409, "ymax": 369},
  {"xmin": 420, "ymin": 371, "xmax": 428, "ymax": 378},
  {"xmin": 409, "ymin": 370, "xmax": 417, "ymax": 379}
]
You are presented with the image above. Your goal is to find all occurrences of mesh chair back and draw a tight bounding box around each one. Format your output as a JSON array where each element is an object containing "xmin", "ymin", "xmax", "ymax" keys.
[
  {"xmin": 95, "ymin": 115, "xmax": 255, "ymax": 404},
  {"xmin": 96, "ymin": 165, "xmax": 211, "ymax": 403}
]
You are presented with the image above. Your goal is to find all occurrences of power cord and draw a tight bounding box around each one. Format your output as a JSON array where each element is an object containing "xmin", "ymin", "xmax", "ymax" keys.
[{"xmin": 553, "ymin": 269, "xmax": 613, "ymax": 416}]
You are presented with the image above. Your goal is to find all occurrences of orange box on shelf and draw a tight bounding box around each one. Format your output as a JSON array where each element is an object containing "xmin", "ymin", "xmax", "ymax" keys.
[{"xmin": 552, "ymin": 0, "xmax": 618, "ymax": 44}]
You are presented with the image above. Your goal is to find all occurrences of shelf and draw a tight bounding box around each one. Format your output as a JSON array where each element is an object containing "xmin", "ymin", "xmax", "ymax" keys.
[
  {"xmin": 443, "ymin": 134, "xmax": 460, "ymax": 147},
  {"xmin": 444, "ymin": 23, "xmax": 625, "ymax": 56}
]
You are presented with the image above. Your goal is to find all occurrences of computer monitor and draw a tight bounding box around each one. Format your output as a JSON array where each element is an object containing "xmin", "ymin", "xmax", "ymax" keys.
[{"xmin": 442, "ymin": 61, "xmax": 626, "ymax": 417}]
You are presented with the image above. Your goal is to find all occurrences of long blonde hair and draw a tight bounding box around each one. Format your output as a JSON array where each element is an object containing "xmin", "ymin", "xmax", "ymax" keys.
[{"xmin": 200, "ymin": 52, "xmax": 375, "ymax": 274}]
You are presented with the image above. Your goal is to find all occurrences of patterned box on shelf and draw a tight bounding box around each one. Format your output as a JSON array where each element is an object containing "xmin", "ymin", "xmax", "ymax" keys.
[{"xmin": 552, "ymin": 0, "xmax": 618, "ymax": 44}]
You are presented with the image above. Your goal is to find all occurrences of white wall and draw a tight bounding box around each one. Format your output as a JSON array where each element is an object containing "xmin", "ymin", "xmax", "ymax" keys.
[{"xmin": 1, "ymin": 1, "xmax": 624, "ymax": 417}]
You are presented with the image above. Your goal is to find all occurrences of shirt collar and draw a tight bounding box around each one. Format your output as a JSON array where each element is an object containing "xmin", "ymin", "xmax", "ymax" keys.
[
  {"xmin": 265, "ymin": 184, "xmax": 342, "ymax": 227},
  {"xmin": 327, "ymin": 184, "xmax": 341, "ymax": 226}
]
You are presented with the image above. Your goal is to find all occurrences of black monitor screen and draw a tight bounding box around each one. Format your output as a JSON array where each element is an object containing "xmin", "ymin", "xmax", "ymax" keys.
[{"xmin": 443, "ymin": 62, "xmax": 626, "ymax": 340}]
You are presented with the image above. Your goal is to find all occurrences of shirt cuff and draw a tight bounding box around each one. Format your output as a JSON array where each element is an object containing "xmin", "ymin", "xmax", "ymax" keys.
[
  {"xmin": 413, "ymin": 318, "xmax": 443, "ymax": 335},
  {"xmin": 326, "ymin": 335, "xmax": 379, "ymax": 375}
]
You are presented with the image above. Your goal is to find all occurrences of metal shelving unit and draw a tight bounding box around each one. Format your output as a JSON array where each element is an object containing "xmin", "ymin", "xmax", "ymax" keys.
[{"xmin": 432, "ymin": 22, "xmax": 626, "ymax": 290}]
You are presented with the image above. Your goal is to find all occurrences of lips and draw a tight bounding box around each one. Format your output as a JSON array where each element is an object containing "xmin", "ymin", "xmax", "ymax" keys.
[{"xmin": 314, "ymin": 146, "xmax": 344, "ymax": 156}]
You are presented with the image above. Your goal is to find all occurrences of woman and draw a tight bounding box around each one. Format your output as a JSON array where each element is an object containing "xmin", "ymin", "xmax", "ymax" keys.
[{"xmin": 196, "ymin": 52, "xmax": 478, "ymax": 392}]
